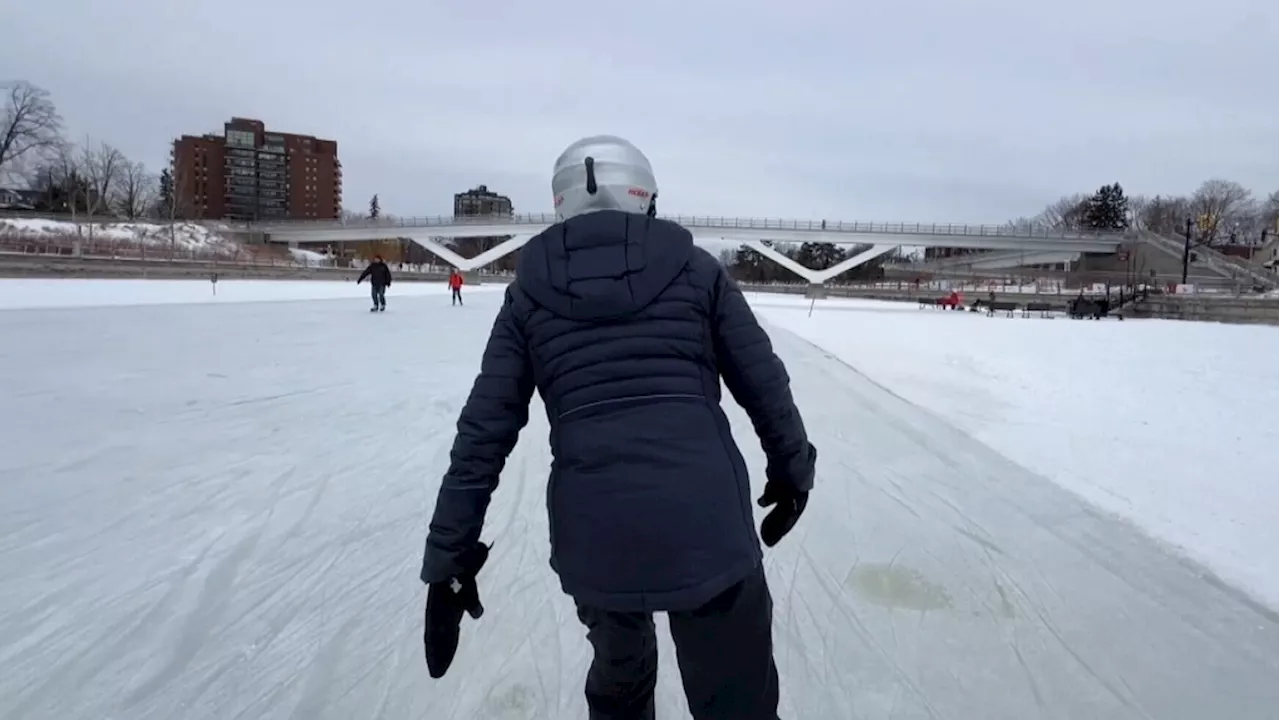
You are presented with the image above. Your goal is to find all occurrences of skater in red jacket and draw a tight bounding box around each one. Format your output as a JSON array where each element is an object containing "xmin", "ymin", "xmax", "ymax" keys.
[{"xmin": 448, "ymin": 270, "xmax": 464, "ymax": 306}]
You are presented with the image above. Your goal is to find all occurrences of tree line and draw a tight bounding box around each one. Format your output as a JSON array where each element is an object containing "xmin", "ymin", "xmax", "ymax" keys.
[
  {"xmin": 0, "ymin": 81, "xmax": 185, "ymax": 224},
  {"xmin": 1010, "ymin": 180, "xmax": 1278, "ymax": 246}
]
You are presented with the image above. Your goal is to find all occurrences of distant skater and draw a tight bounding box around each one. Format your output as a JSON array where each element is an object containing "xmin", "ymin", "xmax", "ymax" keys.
[
  {"xmin": 449, "ymin": 269, "xmax": 464, "ymax": 306},
  {"xmin": 357, "ymin": 255, "xmax": 393, "ymax": 311}
]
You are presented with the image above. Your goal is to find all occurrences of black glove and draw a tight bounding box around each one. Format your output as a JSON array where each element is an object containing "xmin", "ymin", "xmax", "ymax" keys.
[
  {"xmin": 757, "ymin": 442, "xmax": 815, "ymax": 547},
  {"xmin": 757, "ymin": 479, "xmax": 808, "ymax": 547},
  {"xmin": 423, "ymin": 542, "xmax": 490, "ymax": 678}
]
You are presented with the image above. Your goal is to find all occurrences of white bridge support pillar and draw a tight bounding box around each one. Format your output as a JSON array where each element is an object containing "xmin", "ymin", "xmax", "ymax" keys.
[
  {"xmin": 402, "ymin": 235, "xmax": 533, "ymax": 277},
  {"xmin": 741, "ymin": 240, "xmax": 900, "ymax": 285},
  {"xmin": 804, "ymin": 283, "xmax": 828, "ymax": 299},
  {"xmin": 401, "ymin": 233, "xmax": 898, "ymax": 290}
]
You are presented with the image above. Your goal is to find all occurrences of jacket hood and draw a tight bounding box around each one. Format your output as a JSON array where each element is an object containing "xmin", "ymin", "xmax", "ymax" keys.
[{"xmin": 515, "ymin": 210, "xmax": 693, "ymax": 321}]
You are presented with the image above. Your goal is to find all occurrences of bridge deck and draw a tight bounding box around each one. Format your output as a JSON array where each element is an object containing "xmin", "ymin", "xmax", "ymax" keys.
[{"xmin": 254, "ymin": 214, "xmax": 1124, "ymax": 253}]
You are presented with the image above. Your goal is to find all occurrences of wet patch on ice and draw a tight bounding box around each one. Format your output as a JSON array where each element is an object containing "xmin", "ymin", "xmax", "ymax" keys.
[
  {"xmin": 482, "ymin": 683, "xmax": 538, "ymax": 717},
  {"xmin": 846, "ymin": 563, "xmax": 952, "ymax": 611}
]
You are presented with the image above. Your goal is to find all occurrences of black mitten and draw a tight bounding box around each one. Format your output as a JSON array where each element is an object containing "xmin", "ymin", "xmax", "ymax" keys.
[
  {"xmin": 757, "ymin": 480, "xmax": 809, "ymax": 547},
  {"xmin": 423, "ymin": 542, "xmax": 490, "ymax": 678}
]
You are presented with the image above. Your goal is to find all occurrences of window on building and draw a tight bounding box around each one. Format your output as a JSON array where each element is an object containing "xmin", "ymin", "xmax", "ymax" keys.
[{"xmin": 225, "ymin": 129, "xmax": 255, "ymax": 148}]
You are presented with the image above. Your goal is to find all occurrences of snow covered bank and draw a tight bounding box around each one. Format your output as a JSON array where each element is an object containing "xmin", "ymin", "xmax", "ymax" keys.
[
  {"xmin": 1, "ymin": 217, "xmax": 234, "ymax": 252},
  {"xmin": 751, "ymin": 294, "xmax": 1280, "ymax": 608},
  {"xmin": 0, "ymin": 278, "xmax": 509, "ymax": 310},
  {"xmin": 288, "ymin": 247, "xmax": 333, "ymax": 267}
]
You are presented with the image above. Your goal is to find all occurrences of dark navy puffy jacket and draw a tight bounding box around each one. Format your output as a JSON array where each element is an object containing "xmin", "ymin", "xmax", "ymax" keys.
[{"xmin": 421, "ymin": 210, "xmax": 814, "ymax": 612}]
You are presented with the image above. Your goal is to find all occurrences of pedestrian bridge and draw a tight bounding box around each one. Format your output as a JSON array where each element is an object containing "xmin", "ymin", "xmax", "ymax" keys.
[{"xmin": 251, "ymin": 214, "xmax": 1125, "ymax": 285}]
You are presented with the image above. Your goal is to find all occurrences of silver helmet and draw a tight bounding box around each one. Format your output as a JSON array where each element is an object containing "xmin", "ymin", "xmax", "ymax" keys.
[{"xmin": 551, "ymin": 135, "xmax": 658, "ymax": 222}]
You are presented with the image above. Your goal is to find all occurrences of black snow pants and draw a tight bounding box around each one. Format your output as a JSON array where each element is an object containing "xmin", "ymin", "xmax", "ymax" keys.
[
  {"xmin": 574, "ymin": 567, "xmax": 780, "ymax": 720},
  {"xmin": 451, "ymin": 287, "xmax": 463, "ymax": 305},
  {"xmin": 370, "ymin": 284, "xmax": 387, "ymax": 308}
]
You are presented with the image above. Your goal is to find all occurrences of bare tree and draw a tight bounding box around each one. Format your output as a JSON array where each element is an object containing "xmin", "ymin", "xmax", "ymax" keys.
[
  {"xmin": 1191, "ymin": 179, "xmax": 1253, "ymax": 245},
  {"xmin": 0, "ymin": 82, "xmax": 64, "ymax": 183},
  {"xmin": 1260, "ymin": 191, "xmax": 1279, "ymax": 241},
  {"xmin": 159, "ymin": 159, "xmax": 201, "ymax": 255},
  {"xmin": 48, "ymin": 142, "xmax": 84, "ymax": 216},
  {"xmin": 116, "ymin": 160, "xmax": 155, "ymax": 220},
  {"xmin": 1128, "ymin": 194, "xmax": 1152, "ymax": 229},
  {"xmin": 80, "ymin": 139, "xmax": 125, "ymax": 220},
  {"xmin": 31, "ymin": 141, "xmax": 93, "ymax": 253},
  {"xmin": 1131, "ymin": 194, "xmax": 1192, "ymax": 236},
  {"xmin": 1035, "ymin": 193, "xmax": 1090, "ymax": 230}
]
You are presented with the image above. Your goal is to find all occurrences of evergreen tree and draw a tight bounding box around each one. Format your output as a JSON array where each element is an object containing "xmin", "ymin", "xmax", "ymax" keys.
[
  {"xmin": 1083, "ymin": 183, "xmax": 1130, "ymax": 230},
  {"xmin": 157, "ymin": 168, "xmax": 174, "ymax": 217},
  {"xmin": 732, "ymin": 245, "xmax": 765, "ymax": 282},
  {"xmin": 795, "ymin": 242, "xmax": 846, "ymax": 270},
  {"xmin": 368, "ymin": 194, "xmax": 380, "ymax": 219}
]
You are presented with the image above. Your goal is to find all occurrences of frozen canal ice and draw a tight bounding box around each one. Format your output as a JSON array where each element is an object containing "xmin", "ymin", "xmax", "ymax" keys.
[{"xmin": 0, "ymin": 288, "xmax": 1274, "ymax": 719}]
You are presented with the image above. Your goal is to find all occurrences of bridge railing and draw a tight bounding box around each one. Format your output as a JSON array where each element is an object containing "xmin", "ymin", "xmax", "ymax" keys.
[
  {"xmin": 3, "ymin": 210, "xmax": 1125, "ymax": 241},
  {"xmin": 254, "ymin": 213, "xmax": 1125, "ymax": 240}
]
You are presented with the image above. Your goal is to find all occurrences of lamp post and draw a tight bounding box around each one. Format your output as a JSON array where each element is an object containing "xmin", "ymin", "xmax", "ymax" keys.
[{"xmin": 1180, "ymin": 217, "xmax": 1193, "ymax": 285}]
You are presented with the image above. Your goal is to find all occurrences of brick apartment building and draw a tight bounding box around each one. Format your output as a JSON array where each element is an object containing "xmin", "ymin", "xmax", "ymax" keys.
[
  {"xmin": 451, "ymin": 184, "xmax": 518, "ymax": 270},
  {"xmin": 171, "ymin": 117, "xmax": 342, "ymax": 221},
  {"xmin": 453, "ymin": 184, "xmax": 512, "ymax": 217}
]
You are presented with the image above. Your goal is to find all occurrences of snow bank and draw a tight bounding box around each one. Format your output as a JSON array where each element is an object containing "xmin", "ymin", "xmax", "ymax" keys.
[
  {"xmin": 751, "ymin": 294, "xmax": 1280, "ymax": 608},
  {"xmin": 288, "ymin": 247, "xmax": 332, "ymax": 267},
  {"xmin": 0, "ymin": 217, "xmax": 234, "ymax": 251},
  {"xmin": 0, "ymin": 278, "xmax": 509, "ymax": 310}
]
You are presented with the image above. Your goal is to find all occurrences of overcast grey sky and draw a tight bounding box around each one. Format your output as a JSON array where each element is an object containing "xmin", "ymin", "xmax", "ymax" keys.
[{"xmin": 4, "ymin": 0, "xmax": 1276, "ymax": 222}]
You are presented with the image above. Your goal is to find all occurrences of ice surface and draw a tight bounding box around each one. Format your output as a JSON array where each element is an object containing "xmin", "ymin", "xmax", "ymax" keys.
[
  {"xmin": 0, "ymin": 278, "xmax": 505, "ymax": 310},
  {"xmin": 752, "ymin": 295, "xmax": 1280, "ymax": 609},
  {"xmin": 0, "ymin": 287, "xmax": 1274, "ymax": 720}
]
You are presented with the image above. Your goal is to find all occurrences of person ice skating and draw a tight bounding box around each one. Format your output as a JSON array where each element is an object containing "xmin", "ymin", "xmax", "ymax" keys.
[
  {"xmin": 420, "ymin": 135, "xmax": 816, "ymax": 720},
  {"xmin": 448, "ymin": 269, "xmax": 464, "ymax": 306},
  {"xmin": 357, "ymin": 255, "xmax": 392, "ymax": 311}
]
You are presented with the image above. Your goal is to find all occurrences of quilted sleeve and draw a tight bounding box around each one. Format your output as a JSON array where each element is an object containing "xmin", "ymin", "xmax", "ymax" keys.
[
  {"xmin": 421, "ymin": 288, "xmax": 535, "ymax": 583},
  {"xmin": 710, "ymin": 266, "xmax": 815, "ymax": 494}
]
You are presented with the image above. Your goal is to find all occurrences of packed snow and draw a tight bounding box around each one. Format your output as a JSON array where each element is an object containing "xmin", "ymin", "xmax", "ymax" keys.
[
  {"xmin": 1, "ymin": 217, "xmax": 232, "ymax": 251},
  {"xmin": 0, "ymin": 278, "xmax": 507, "ymax": 310},
  {"xmin": 288, "ymin": 247, "xmax": 332, "ymax": 267},
  {"xmin": 751, "ymin": 295, "xmax": 1280, "ymax": 609},
  {"xmin": 0, "ymin": 281, "xmax": 1274, "ymax": 720}
]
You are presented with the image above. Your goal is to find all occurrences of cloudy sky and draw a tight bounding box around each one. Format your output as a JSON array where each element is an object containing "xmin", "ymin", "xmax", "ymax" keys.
[{"xmin": 4, "ymin": 0, "xmax": 1276, "ymax": 223}]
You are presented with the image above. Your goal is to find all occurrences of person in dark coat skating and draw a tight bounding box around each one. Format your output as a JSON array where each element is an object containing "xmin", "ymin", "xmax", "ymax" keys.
[
  {"xmin": 356, "ymin": 255, "xmax": 392, "ymax": 311},
  {"xmin": 420, "ymin": 136, "xmax": 816, "ymax": 720}
]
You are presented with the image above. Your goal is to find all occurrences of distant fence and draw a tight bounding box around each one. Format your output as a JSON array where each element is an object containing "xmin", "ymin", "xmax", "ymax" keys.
[
  {"xmin": 739, "ymin": 278, "xmax": 1271, "ymax": 299},
  {"xmin": 0, "ymin": 231, "xmax": 522, "ymax": 283},
  {"xmin": 0, "ymin": 227, "xmax": 523, "ymax": 277}
]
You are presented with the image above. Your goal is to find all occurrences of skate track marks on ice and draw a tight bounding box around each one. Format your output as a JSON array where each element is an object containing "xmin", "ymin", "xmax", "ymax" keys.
[{"xmin": 0, "ymin": 291, "xmax": 1274, "ymax": 719}]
